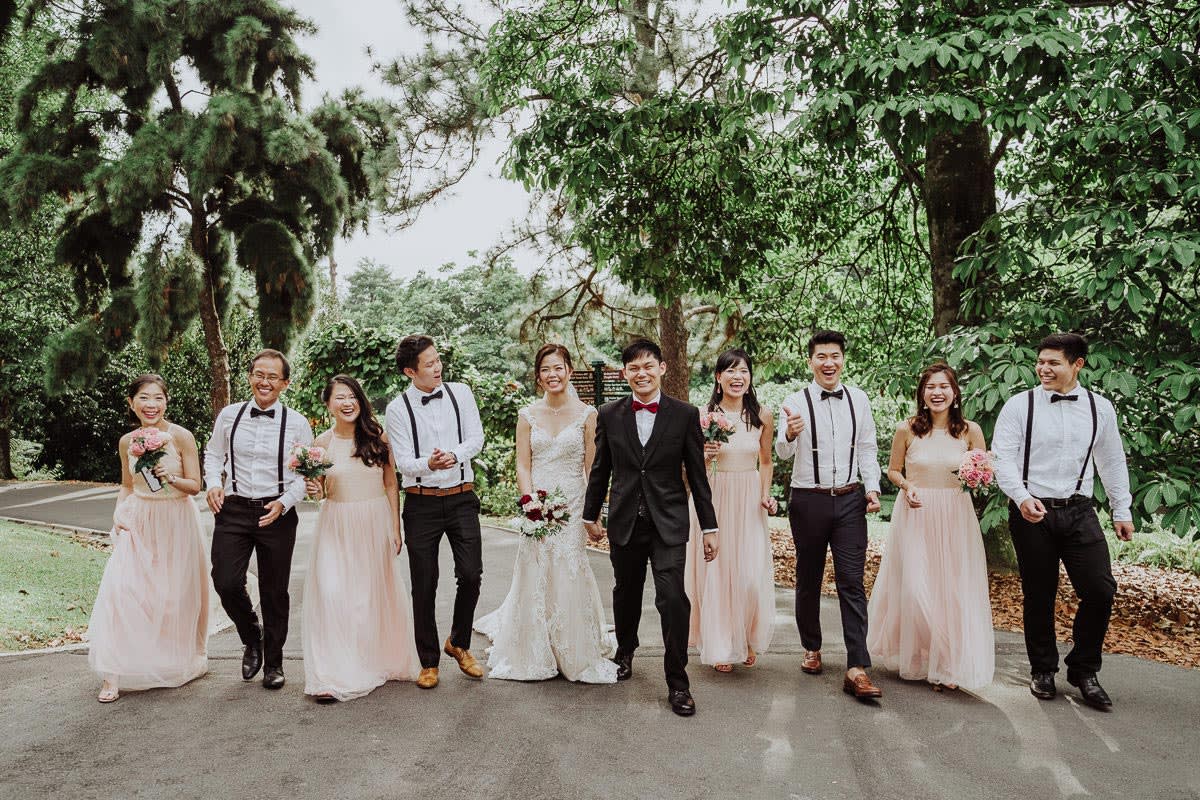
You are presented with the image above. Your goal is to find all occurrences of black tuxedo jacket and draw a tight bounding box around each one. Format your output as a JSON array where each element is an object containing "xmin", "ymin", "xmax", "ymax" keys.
[{"xmin": 583, "ymin": 394, "xmax": 718, "ymax": 547}]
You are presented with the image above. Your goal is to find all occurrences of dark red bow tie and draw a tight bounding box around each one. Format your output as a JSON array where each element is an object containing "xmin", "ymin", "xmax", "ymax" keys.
[{"xmin": 632, "ymin": 400, "xmax": 659, "ymax": 413}]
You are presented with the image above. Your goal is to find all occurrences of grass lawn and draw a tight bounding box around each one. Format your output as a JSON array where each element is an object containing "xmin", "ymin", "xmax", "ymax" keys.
[{"xmin": 0, "ymin": 520, "xmax": 109, "ymax": 651}]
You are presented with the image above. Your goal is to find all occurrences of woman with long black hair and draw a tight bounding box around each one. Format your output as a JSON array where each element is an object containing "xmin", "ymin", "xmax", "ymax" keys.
[{"xmin": 302, "ymin": 374, "xmax": 420, "ymax": 702}]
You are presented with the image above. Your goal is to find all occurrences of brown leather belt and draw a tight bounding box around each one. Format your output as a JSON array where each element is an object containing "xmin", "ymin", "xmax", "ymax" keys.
[
  {"xmin": 793, "ymin": 483, "xmax": 863, "ymax": 497},
  {"xmin": 405, "ymin": 482, "xmax": 474, "ymax": 497}
]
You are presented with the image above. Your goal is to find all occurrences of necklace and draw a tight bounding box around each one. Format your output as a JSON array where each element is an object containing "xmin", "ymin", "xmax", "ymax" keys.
[{"xmin": 545, "ymin": 399, "xmax": 569, "ymax": 416}]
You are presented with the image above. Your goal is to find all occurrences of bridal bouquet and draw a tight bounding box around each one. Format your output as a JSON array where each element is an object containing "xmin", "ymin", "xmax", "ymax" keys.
[
  {"xmin": 288, "ymin": 444, "xmax": 332, "ymax": 501},
  {"xmin": 130, "ymin": 427, "xmax": 169, "ymax": 492},
  {"xmin": 699, "ymin": 411, "xmax": 737, "ymax": 475},
  {"xmin": 955, "ymin": 449, "xmax": 997, "ymax": 497},
  {"xmin": 515, "ymin": 488, "xmax": 571, "ymax": 539}
]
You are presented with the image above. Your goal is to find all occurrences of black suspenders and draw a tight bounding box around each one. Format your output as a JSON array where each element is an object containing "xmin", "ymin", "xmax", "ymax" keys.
[
  {"xmin": 802, "ymin": 387, "xmax": 857, "ymax": 488},
  {"xmin": 228, "ymin": 402, "xmax": 289, "ymax": 498},
  {"xmin": 1022, "ymin": 389, "xmax": 1098, "ymax": 495},
  {"xmin": 401, "ymin": 385, "xmax": 466, "ymax": 486}
]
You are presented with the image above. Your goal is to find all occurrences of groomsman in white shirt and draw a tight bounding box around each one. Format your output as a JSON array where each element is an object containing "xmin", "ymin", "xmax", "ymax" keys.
[
  {"xmin": 205, "ymin": 349, "xmax": 313, "ymax": 690},
  {"xmin": 776, "ymin": 330, "xmax": 884, "ymax": 700},
  {"xmin": 992, "ymin": 332, "xmax": 1133, "ymax": 710},
  {"xmin": 385, "ymin": 335, "xmax": 486, "ymax": 689}
]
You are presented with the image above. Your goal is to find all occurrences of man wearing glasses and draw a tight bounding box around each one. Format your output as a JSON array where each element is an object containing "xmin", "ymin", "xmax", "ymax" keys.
[{"xmin": 204, "ymin": 349, "xmax": 313, "ymax": 690}]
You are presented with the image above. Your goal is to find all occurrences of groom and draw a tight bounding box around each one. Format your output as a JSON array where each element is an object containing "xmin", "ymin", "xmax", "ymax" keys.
[{"xmin": 583, "ymin": 339, "xmax": 718, "ymax": 717}]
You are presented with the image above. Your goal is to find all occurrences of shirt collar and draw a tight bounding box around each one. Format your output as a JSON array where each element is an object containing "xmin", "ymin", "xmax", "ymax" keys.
[
  {"xmin": 249, "ymin": 399, "xmax": 282, "ymax": 414},
  {"xmin": 1037, "ymin": 383, "xmax": 1082, "ymax": 398},
  {"xmin": 809, "ymin": 380, "xmax": 845, "ymax": 394},
  {"xmin": 409, "ymin": 383, "xmax": 445, "ymax": 400},
  {"xmin": 634, "ymin": 392, "xmax": 662, "ymax": 407}
]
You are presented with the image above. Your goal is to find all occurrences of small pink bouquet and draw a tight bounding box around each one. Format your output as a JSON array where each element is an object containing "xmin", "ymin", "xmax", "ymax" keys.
[
  {"xmin": 288, "ymin": 444, "xmax": 332, "ymax": 500},
  {"xmin": 130, "ymin": 427, "xmax": 168, "ymax": 491},
  {"xmin": 955, "ymin": 449, "xmax": 997, "ymax": 497},
  {"xmin": 515, "ymin": 488, "xmax": 571, "ymax": 539},
  {"xmin": 699, "ymin": 411, "xmax": 737, "ymax": 475}
]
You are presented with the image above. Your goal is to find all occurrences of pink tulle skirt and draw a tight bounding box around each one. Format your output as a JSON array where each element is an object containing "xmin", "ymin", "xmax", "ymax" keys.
[
  {"xmin": 867, "ymin": 488, "xmax": 995, "ymax": 689},
  {"xmin": 685, "ymin": 470, "xmax": 775, "ymax": 665},
  {"xmin": 88, "ymin": 495, "xmax": 209, "ymax": 690},
  {"xmin": 302, "ymin": 496, "xmax": 420, "ymax": 700}
]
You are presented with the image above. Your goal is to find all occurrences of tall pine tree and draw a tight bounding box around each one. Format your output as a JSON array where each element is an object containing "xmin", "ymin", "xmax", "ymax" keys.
[{"xmin": 0, "ymin": 1, "xmax": 393, "ymax": 414}]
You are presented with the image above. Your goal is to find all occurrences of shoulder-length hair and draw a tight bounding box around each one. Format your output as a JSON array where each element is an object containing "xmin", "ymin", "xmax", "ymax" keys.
[{"xmin": 909, "ymin": 363, "xmax": 968, "ymax": 439}]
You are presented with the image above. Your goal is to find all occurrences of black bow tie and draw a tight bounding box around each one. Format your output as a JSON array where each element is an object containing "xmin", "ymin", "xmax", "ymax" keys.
[
  {"xmin": 820, "ymin": 389, "xmax": 844, "ymax": 401},
  {"xmin": 1050, "ymin": 394, "xmax": 1078, "ymax": 403},
  {"xmin": 249, "ymin": 407, "xmax": 275, "ymax": 418},
  {"xmin": 420, "ymin": 389, "xmax": 444, "ymax": 405}
]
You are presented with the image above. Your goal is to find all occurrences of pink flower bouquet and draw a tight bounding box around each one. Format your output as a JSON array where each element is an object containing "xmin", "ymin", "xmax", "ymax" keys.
[
  {"xmin": 515, "ymin": 488, "xmax": 571, "ymax": 539},
  {"xmin": 955, "ymin": 449, "xmax": 997, "ymax": 497},
  {"xmin": 288, "ymin": 444, "xmax": 332, "ymax": 500},
  {"xmin": 699, "ymin": 411, "xmax": 737, "ymax": 476},
  {"xmin": 130, "ymin": 427, "xmax": 169, "ymax": 492}
]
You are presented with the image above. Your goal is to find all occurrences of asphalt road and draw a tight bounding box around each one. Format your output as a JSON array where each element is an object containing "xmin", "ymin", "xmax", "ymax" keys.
[{"xmin": 1, "ymin": 481, "xmax": 1197, "ymax": 800}]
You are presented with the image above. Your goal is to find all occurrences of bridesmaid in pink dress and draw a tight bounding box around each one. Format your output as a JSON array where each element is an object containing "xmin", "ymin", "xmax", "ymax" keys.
[
  {"xmin": 686, "ymin": 349, "xmax": 777, "ymax": 672},
  {"xmin": 303, "ymin": 375, "xmax": 420, "ymax": 702},
  {"xmin": 867, "ymin": 363, "xmax": 995, "ymax": 691},
  {"xmin": 89, "ymin": 374, "xmax": 209, "ymax": 703}
]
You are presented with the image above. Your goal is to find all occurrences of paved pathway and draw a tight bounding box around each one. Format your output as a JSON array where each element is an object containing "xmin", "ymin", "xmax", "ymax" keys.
[{"xmin": 1, "ymin": 481, "xmax": 1196, "ymax": 799}]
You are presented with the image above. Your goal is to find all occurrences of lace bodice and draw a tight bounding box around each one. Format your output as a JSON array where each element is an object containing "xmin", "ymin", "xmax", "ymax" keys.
[
  {"xmin": 322, "ymin": 435, "xmax": 386, "ymax": 503},
  {"xmin": 904, "ymin": 428, "xmax": 968, "ymax": 490},
  {"xmin": 520, "ymin": 405, "xmax": 597, "ymax": 567},
  {"xmin": 129, "ymin": 431, "xmax": 182, "ymax": 500},
  {"xmin": 713, "ymin": 414, "xmax": 762, "ymax": 473}
]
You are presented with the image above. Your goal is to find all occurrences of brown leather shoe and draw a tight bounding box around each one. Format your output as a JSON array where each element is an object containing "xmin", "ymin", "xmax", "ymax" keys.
[
  {"xmin": 443, "ymin": 639, "xmax": 484, "ymax": 679},
  {"xmin": 843, "ymin": 672, "xmax": 883, "ymax": 699},
  {"xmin": 801, "ymin": 650, "xmax": 823, "ymax": 675},
  {"xmin": 416, "ymin": 667, "xmax": 439, "ymax": 689}
]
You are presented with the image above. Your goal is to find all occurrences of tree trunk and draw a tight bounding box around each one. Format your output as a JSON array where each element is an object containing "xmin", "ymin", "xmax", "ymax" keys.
[
  {"xmin": 923, "ymin": 121, "xmax": 996, "ymax": 336},
  {"xmin": 0, "ymin": 399, "xmax": 14, "ymax": 479},
  {"xmin": 193, "ymin": 225, "xmax": 231, "ymax": 415},
  {"xmin": 658, "ymin": 297, "xmax": 689, "ymax": 400}
]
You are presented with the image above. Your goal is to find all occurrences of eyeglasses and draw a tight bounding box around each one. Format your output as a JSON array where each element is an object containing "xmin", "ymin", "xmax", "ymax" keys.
[{"xmin": 251, "ymin": 371, "xmax": 285, "ymax": 384}]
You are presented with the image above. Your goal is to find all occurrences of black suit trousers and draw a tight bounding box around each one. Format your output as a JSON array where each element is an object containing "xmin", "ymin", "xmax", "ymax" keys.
[
  {"xmin": 1009, "ymin": 501, "xmax": 1116, "ymax": 675},
  {"xmin": 609, "ymin": 514, "xmax": 690, "ymax": 692},
  {"xmin": 211, "ymin": 500, "xmax": 299, "ymax": 668},
  {"xmin": 788, "ymin": 488, "xmax": 871, "ymax": 668}
]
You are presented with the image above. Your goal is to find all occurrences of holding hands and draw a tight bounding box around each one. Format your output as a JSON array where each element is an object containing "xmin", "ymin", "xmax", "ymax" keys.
[{"xmin": 583, "ymin": 520, "xmax": 605, "ymax": 543}]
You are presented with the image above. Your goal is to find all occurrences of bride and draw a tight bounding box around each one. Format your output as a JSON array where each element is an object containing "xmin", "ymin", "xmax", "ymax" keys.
[{"xmin": 475, "ymin": 344, "xmax": 617, "ymax": 683}]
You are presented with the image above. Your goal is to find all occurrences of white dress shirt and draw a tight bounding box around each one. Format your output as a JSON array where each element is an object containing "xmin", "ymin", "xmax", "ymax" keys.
[
  {"xmin": 634, "ymin": 392, "xmax": 661, "ymax": 446},
  {"xmin": 385, "ymin": 382, "xmax": 485, "ymax": 489},
  {"xmin": 992, "ymin": 383, "xmax": 1132, "ymax": 522},
  {"xmin": 775, "ymin": 381, "xmax": 882, "ymax": 494},
  {"xmin": 203, "ymin": 400, "xmax": 313, "ymax": 511}
]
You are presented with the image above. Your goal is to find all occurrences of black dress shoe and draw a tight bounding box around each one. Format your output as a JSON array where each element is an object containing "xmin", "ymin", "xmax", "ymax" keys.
[
  {"xmin": 668, "ymin": 689, "xmax": 696, "ymax": 717},
  {"xmin": 1029, "ymin": 671, "xmax": 1057, "ymax": 700},
  {"xmin": 242, "ymin": 643, "xmax": 263, "ymax": 681},
  {"xmin": 612, "ymin": 652, "xmax": 633, "ymax": 681},
  {"xmin": 262, "ymin": 667, "xmax": 286, "ymax": 690},
  {"xmin": 1067, "ymin": 672, "xmax": 1112, "ymax": 710}
]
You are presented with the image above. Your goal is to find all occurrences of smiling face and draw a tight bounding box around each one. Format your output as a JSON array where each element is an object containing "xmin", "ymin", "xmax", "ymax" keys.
[
  {"xmin": 326, "ymin": 381, "xmax": 360, "ymax": 425},
  {"xmin": 249, "ymin": 355, "xmax": 289, "ymax": 408},
  {"xmin": 809, "ymin": 343, "xmax": 845, "ymax": 390},
  {"xmin": 1036, "ymin": 348, "xmax": 1084, "ymax": 394},
  {"xmin": 404, "ymin": 345, "xmax": 443, "ymax": 394},
  {"xmin": 717, "ymin": 358, "xmax": 751, "ymax": 402},
  {"xmin": 921, "ymin": 371, "xmax": 957, "ymax": 416},
  {"xmin": 622, "ymin": 352, "xmax": 666, "ymax": 402},
  {"xmin": 537, "ymin": 352, "xmax": 572, "ymax": 397},
  {"xmin": 128, "ymin": 381, "xmax": 168, "ymax": 427}
]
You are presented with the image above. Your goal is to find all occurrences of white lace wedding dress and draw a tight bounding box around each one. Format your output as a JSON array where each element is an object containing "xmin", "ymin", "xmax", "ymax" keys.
[{"xmin": 474, "ymin": 406, "xmax": 618, "ymax": 683}]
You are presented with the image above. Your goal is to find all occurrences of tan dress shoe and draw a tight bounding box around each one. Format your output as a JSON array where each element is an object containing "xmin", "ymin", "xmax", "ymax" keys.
[
  {"xmin": 416, "ymin": 667, "xmax": 439, "ymax": 689},
  {"xmin": 444, "ymin": 639, "xmax": 484, "ymax": 679},
  {"xmin": 801, "ymin": 650, "xmax": 823, "ymax": 674},
  {"xmin": 843, "ymin": 672, "xmax": 883, "ymax": 699}
]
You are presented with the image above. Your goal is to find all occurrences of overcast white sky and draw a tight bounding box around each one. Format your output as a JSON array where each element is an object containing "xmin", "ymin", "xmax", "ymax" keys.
[{"xmin": 287, "ymin": 0, "xmax": 532, "ymax": 279}]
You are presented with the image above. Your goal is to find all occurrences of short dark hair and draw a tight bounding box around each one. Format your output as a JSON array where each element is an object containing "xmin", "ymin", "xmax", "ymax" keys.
[
  {"xmin": 621, "ymin": 338, "xmax": 663, "ymax": 365},
  {"xmin": 396, "ymin": 335, "xmax": 436, "ymax": 373},
  {"xmin": 807, "ymin": 330, "xmax": 846, "ymax": 357},
  {"xmin": 1038, "ymin": 332, "xmax": 1088, "ymax": 364},
  {"xmin": 249, "ymin": 349, "xmax": 290, "ymax": 380}
]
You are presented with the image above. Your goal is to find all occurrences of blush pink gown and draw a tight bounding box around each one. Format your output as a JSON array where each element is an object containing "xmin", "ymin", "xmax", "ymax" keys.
[
  {"xmin": 88, "ymin": 433, "xmax": 209, "ymax": 690},
  {"xmin": 302, "ymin": 435, "xmax": 420, "ymax": 700},
  {"xmin": 685, "ymin": 418, "xmax": 775, "ymax": 665},
  {"xmin": 867, "ymin": 428, "xmax": 995, "ymax": 689}
]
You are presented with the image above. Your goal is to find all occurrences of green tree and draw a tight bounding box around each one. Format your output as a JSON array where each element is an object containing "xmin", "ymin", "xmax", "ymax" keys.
[{"xmin": 0, "ymin": 0, "xmax": 393, "ymax": 415}]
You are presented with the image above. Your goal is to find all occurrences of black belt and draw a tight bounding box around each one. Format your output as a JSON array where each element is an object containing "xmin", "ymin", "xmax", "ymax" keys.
[
  {"xmin": 793, "ymin": 482, "xmax": 863, "ymax": 497},
  {"xmin": 1037, "ymin": 494, "xmax": 1091, "ymax": 509},
  {"xmin": 225, "ymin": 494, "xmax": 282, "ymax": 508}
]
